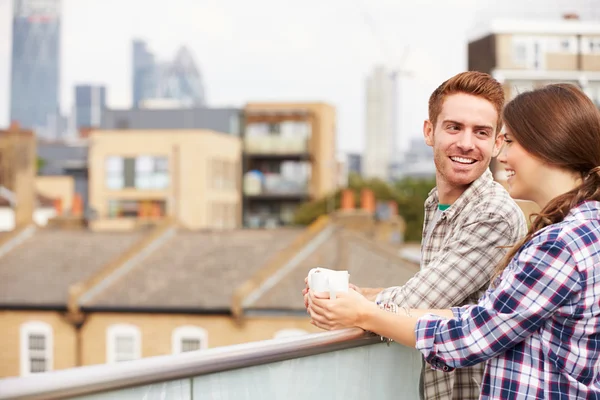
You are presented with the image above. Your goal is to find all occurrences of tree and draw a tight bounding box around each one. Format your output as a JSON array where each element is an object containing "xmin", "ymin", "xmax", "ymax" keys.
[
  {"xmin": 36, "ymin": 157, "xmax": 46, "ymax": 173},
  {"xmin": 293, "ymin": 174, "xmax": 436, "ymax": 242}
]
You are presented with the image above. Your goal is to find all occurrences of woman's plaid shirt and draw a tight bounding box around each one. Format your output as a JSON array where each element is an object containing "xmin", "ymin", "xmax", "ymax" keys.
[
  {"xmin": 416, "ymin": 201, "xmax": 600, "ymax": 399},
  {"xmin": 377, "ymin": 169, "xmax": 527, "ymax": 400}
]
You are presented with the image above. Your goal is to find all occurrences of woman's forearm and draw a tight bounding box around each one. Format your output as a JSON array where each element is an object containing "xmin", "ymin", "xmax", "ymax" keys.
[{"xmin": 357, "ymin": 304, "xmax": 454, "ymax": 347}]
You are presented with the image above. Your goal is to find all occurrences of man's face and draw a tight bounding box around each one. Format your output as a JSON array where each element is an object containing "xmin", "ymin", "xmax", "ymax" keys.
[{"xmin": 423, "ymin": 93, "xmax": 502, "ymax": 189}]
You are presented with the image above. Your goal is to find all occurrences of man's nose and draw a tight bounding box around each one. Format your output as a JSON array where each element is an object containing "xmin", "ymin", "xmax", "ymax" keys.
[{"xmin": 456, "ymin": 131, "xmax": 475, "ymax": 151}]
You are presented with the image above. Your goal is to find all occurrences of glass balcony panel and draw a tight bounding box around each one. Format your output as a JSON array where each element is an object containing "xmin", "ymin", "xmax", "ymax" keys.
[
  {"xmin": 191, "ymin": 342, "xmax": 421, "ymax": 400},
  {"xmin": 72, "ymin": 380, "xmax": 191, "ymax": 400},
  {"xmin": 67, "ymin": 342, "xmax": 421, "ymax": 400}
]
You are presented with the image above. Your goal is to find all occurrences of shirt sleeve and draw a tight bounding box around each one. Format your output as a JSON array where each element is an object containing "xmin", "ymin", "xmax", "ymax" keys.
[
  {"xmin": 376, "ymin": 214, "xmax": 518, "ymax": 309},
  {"xmin": 415, "ymin": 236, "xmax": 581, "ymax": 371}
]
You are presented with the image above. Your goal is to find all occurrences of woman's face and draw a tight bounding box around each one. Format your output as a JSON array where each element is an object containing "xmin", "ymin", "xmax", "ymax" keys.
[{"xmin": 497, "ymin": 130, "xmax": 546, "ymax": 203}]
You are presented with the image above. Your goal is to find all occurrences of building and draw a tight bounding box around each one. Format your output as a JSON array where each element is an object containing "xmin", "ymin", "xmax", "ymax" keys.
[
  {"xmin": 0, "ymin": 201, "xmax": 412, "ymax": 378},
  {"xmin": 394, "ymin": 137, "xmax": 436, "ymax": 180},
  {"xmin": 74, "ymin": 85, "xmax": 107, "ymax": 130},
  {"xmin": 10, "ymin": 0, "xmax": 61, "ymax": 132},
  {"xmin": 469, "ymin": 17, "xmax": 600, "ymax": 178},
  {"xmin": 132, "ymin": 40, "xmax": 206, "ymax": 108},
  {"xmin": 363, "ymin": 66, "xmax": 396, "ymax": 181},
  {"xmin": 242, "ymin": 103, "xmax": 336, "ymax": 227},
  {"xmin": 101, "ymin": 107, "xmax": 241, "ymax": 135},
  {"xmin": 132, "ymin": 40, "xmax": 156, "ymax": 109},
  {"xmin": 346, "ymin": 153, "xmax": 362, "ymax": 176},
  {"xmin": 0, "ymin": 124, "xmax": 36, "ymax": 227},
  {"xmin": 37, "ymin": 139, "xmax": 89, "ymax": 209},
  {"xmin": 88, "ymin": 129, "xmax": 241, "ymax": 231}
]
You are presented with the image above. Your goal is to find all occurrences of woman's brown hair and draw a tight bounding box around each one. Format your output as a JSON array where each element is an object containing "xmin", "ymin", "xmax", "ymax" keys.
[{"xmin": 492, "ymin": 84, "xmax": 600, "ymax": 283}]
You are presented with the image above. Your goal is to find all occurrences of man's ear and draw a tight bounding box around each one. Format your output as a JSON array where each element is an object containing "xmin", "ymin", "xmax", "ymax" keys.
[
  {"xmin": 492, "ymin": 131, "xmax": 503, "ymax": 157},
  {"xmin": 423, "ymin": 120, "xmax": 434, "ymax": 147}
]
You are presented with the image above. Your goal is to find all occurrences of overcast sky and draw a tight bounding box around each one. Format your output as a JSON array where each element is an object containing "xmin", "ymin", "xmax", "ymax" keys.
[{"xmin": 0, "ymin": 0, "xmax": 598, "ymax": 153}]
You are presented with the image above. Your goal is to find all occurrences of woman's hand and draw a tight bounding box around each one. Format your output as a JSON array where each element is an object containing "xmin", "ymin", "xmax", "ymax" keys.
[
  {"xmin": 307, "ymin": 289, "xmax": 377, "ymax": 331},
  {"xmin": 302, "ymin": 277, "xmax": 362, "ymax": 310}
]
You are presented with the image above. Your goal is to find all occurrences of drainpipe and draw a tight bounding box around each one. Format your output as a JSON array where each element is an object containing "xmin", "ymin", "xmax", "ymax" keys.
[{"xmin": 60, "ymin": 310, "xmax": 87, "ymax": 368}]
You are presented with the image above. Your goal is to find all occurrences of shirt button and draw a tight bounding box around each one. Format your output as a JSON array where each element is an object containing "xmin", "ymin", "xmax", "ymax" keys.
[{"xmin": 442, "ymin": 366, "xmax": 450, "ymax": 372}]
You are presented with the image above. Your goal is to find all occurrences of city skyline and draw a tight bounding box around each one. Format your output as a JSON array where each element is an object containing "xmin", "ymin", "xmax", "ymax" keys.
[
  {"xmin": 9, "ymin": 0, "xmax": 61, "ymax": 132},
  {"xmin": 133, "ymin": 41, "xmax": 207, "ymax": 108},
  {"xmin": 1, "ymin": 0, "xmax": 599, "ymax": 152}
]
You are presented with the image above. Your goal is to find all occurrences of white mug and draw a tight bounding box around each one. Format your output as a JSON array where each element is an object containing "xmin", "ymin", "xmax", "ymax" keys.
[{"xmin": 308, "ymin": 267, "xmax": 349, "ymax": 299}]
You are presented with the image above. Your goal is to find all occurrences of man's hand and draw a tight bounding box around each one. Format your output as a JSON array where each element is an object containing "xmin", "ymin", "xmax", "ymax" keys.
[{"xmin": 360, "ymin": 287, "xmax": 385, "ymax": 302}]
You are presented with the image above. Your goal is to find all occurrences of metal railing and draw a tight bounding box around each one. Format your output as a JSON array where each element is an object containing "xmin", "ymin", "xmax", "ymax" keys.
[{"xmin": 0, "ymin": 328, "xmax": 379, "ymax": 400}]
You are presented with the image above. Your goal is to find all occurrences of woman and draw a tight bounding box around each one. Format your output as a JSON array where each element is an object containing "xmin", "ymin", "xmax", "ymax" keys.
[{"xmin": 308, "ymin": 84, "xmax": 600, "ymax": 399}]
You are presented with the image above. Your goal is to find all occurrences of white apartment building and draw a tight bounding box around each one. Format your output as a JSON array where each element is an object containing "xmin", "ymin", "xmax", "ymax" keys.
[
  {"xmin": 469, "ymin": 17, "xmax": 600, "ymax": 102},
  {"xmin": 468, "ymin": 16, "xmax": 600, "ymax": 178},
  {"xmin": 363, "ymin": 66, "xmax": 396, "ymax": 181}
]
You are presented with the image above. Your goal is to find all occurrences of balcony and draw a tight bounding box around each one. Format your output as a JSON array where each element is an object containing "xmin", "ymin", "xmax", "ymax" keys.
[
  {"xmin": 244, "ymin": 173, "xmax": 309, "ymax": 200},
  {"xmin": 0, "ymin": 329, "xmax": 422, "ymax": 400},
  {"xmin": 244, "ymin": 136, "xmax": 309, "ymax": 158}
]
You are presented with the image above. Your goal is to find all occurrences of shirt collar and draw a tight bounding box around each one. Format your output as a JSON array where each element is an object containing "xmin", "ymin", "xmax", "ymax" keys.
[{"xmin": 425, "ymin": 169, "xmax": 495, "ymax": 219}]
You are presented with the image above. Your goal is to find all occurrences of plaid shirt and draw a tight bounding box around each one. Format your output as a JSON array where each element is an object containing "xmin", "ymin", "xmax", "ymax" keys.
[
  {"xmin": 377, "ymin": 169, "xmax": 527, "ymax": 400},
  {"xmin": 416, "ymin": 201, "xmax": 600, "ymax": 399}
]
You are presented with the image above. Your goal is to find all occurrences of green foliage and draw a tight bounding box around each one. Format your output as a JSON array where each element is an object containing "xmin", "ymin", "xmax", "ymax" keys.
[
  {"xmin": 394, "ymin": 177, "xmax": 436, "ymax": 242},
  {"xmin": 293, "ymin": 173, "xmax": 436, "ymax": 242},
  {"xmin": 36, "ymin": 157, "xmax": 46, "ymax": 173}
]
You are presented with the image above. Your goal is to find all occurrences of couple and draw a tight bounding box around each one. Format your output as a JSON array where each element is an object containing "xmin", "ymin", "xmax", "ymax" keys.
[{"xmin": 304, "ymin": 71, "xmax": 600, "ymax": 399}]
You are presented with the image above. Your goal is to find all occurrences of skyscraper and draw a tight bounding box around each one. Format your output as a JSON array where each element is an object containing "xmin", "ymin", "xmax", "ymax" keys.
[
  {"xmin": 132, "ymin": 41, "xmax": 207, "ymax": 108},
  {"xmin": 363, "ymin": 66, "xmax": 396, "ymax": 180},
  {"xmin": 10, "ymin": 0, "xmax": 61, "ymax": 131},
  {"xmin": 74, "ymin": 85, "xmax": 107, "ymax": 129},
  {"xmin": 132, "ymin": 40, "xmax": 156, "ymax": 108}
]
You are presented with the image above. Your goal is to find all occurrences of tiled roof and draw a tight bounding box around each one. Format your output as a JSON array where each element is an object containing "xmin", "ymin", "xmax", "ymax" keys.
[
  {"xmin": 0, "ymin": 230, "xmax": 145, "ymax": 306},
  {"xmin": 84, "ymin": 229, "xmax": 303, "ymax": 310},
  {"xmin": 0, "ymin": 225, "xmax": 418, "ymax": 314},
  {"xmin": 247, "ymin": 232, "xmax": 420, "ymax": 311}
]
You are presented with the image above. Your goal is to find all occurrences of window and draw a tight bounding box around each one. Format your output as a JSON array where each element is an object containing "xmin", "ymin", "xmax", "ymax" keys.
[
  {"xmin": 20, "ymin": 322, "xmax": 53, "ymax": 376},
  {"xmin": 135, "ymin": 156, "xmax": 169, "ymax": 190},
  {"xmin": 273, "ymin": 329, "xmax": 309, "ymax": 339},
  {"xmin": 581, "ymin": 37, "xmax": 600, "ymax": 54},
  {"xmin": 105, "ymin": 156, "xmax": 124, "ymax": 190},
  {"xmin": 108, "ymin": 199, "xmax": 167, "ymax": 218},
  {"xmin": 106, "ymin": 324, "xmax": 141, "ymax": 363},
  {"xmin": 511, "ymin": 36, "xmax": 546, "ymax": 70},
  {"xmin": 512, "ymin": 38, "xmax": 529, "ymax": 66},
  {"xmin": 105, "ymin": 156, "xmax": 169, "ymax": 190},
  {"xmin": 172, "ymin": 326, "xmax": 208, "ymax": 354},
  {"xmin": 548, "ymin": 36, "xmax": 577, "ymax": 54}
]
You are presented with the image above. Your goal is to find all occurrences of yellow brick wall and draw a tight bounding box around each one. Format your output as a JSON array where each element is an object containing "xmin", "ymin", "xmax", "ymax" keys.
[
  {"xmin": 0, "ymin": 310, "xmax": 320, "ymax": 376},
  {"xmin": 80, "ymin": 313, "xmax": 319, "ymax": 366},
  {"xmin": 0, "ymin": 311, "xmax": 77, "ymax": 378}
]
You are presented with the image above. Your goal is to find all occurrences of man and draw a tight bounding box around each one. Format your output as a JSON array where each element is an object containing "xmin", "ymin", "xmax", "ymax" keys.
[{"xmin": 305, "ymin": 71, "xmax": 527, "ymax": 400}]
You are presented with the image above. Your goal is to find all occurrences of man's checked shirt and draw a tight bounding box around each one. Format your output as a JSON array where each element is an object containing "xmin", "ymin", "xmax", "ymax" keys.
[
  {"xmin": 416, "ymin": 201, "xmax": 600, "ymax": 399},
  {"xmin": 377, "ymin": 169, "xmax": 527, "ymax": 400}
]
